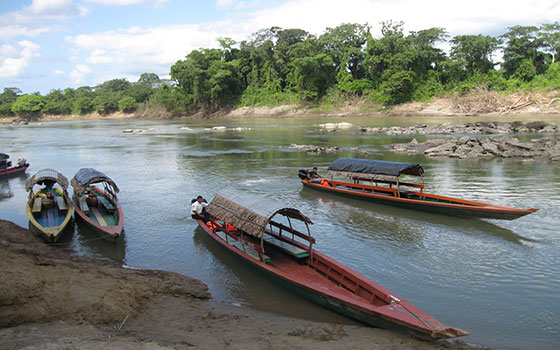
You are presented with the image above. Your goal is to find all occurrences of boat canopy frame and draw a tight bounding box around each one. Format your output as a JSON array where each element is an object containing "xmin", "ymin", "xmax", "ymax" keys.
[
  {"xmin": 71, "ymin": 168, "xmax": 120, "ymax": 203},
  {"xmin": 206, "ymin": 189, "xmax": 314, "ymax": 261},
  {"xmin": 26, "ymin": 168, "xmax": 69, "ymax": 195}
]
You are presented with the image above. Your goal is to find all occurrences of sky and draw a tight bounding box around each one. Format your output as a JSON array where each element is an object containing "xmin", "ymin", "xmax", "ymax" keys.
[{"xmin": 1, "ymin": 0, "xmax": 559, "ymax": 95}]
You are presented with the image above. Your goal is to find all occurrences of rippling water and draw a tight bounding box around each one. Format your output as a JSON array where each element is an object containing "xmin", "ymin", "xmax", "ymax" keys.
[{"xmin": 1, "ymin": 117, "xmax": 559, "ymax": 350}]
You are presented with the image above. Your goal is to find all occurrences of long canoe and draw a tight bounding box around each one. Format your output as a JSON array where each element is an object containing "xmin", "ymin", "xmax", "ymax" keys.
[
  {"xmin": 196, "ymin": 189, "xmax": 468, "ymax": 340},
  {"xmin": 299, "ymin": 158, "xmax": 537, "ymax": 220},
  {"xmin": 25, "ymin": 168, "xmax": 73, "ymax": 243},
  {"xmin": 71, "ymin": 168, "xmax": 123, "ymax": 242}
]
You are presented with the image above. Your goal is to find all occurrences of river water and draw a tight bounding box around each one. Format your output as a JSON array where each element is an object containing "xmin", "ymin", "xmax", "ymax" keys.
[{"xmin": 1, "ymin": 116, "xmax": 558, "ymax": 350}]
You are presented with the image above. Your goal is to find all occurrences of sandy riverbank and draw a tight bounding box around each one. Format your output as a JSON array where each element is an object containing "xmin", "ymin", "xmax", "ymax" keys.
[
  {"xmin": 2, "ymin": 90, "xmax": 560, "ymax": 124},
  {"xmin": 0, "ymin": 220, "xmax": 487, "ymax": 350}
]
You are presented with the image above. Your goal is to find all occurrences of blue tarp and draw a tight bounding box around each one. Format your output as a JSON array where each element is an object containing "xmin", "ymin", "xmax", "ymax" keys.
[{"xmin": 328, "ymin": 158, "xmax": 424, "ymax": 177}]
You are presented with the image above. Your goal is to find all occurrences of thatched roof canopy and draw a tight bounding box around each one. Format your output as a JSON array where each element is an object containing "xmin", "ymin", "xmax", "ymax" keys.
[
  {"xmin": 71, "ymin": 168, "xmax": 119, "ymax": 195},
  {"xmin": 26, "ymin": 168, "xmax": 69, "ymax": 191},
  {"xmin": 328, "ymin": 158, "xmax": 424, "ymax": 181},
  {"xmin": 206, "ymin": 189, "xmax": 313, "ymax": 239}
]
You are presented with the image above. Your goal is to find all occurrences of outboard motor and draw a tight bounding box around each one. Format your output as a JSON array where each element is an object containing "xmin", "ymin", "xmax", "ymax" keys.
[{"xmin": 298, "ymin": 169, "xmax": 309, "ymax": 180}]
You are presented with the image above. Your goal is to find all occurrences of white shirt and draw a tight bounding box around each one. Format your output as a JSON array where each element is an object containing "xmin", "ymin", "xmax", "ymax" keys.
[{"xmin": 191, "ymin": 200, "xmax": 208, "ymax": 215}]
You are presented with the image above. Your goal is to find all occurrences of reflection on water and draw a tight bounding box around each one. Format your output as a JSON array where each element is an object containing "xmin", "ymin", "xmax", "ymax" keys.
[{"xmin": 0, "ymin": 117, "xmax": 558, "ymax": 350}]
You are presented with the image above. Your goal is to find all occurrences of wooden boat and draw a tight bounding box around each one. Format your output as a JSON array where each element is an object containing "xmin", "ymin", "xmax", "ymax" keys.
[
  {"xmin": 71, "ymin": 168, "xmax": 123, "ymax": 242},
  {"xmin": 196, "ymin": 189, "xmax": 469, "ymax": 340},
  {"xmin": 299, "ymin": 158, "xmax": 538, "ymax": 220},
  {"xmin": 25, "ymin": 169, "xmax": 73, "ymax": 242},
  {"xmin": 0, "ymin": 153, "xmax": 29, "ymax": 178}
]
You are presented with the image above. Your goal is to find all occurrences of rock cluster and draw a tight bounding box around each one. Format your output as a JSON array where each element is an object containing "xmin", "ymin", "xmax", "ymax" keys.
[
  {"xmin": 361, "ymin": 121, "xmax": 558, "ymax": 135},
  {"xmin": 390, "ymin": 136, "xmax": 560, "ymax": 161},
  {"xmin": 288, "ymin": 144, "xmax": 340, "ymax": 153}
]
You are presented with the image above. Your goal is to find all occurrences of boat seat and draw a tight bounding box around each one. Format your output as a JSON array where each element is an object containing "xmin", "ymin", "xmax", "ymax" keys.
[
  {"xmin": 56, "ymin": 196, "xmax": 68, "ymax": 211},
  {"xmin": 97, "ymin": 196, "xmax": 115, "ymax": 212},
  {"xmin": 32, "ymin": 197, "xmax": 42, "ymax": 213},
  {"xmin": 263, "ymin": 235, "xmax": 309, "ymax": 259},
  {"xmin": 90, "ymin": 207, "xmax": 108, "ymax": 226}
]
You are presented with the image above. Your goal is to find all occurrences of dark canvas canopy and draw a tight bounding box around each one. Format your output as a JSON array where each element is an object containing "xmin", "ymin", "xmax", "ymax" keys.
[
  {"xmin": 0, "ymin": 153, "xmax": 9, "ymax": 160},
  {"xmin": 26, "ymin": 168, "xmax": 69, "ymax": 191},
  {"xmin": 328, "ymin": 158, "xmax": 424, "ymax": 180},
  {"xmin": 205, "ymin": 189, "xmax": 313, "ymax": 239},
  {"xmin": 71, "ymin": 168, "xmax": 119, "ymax": 195}
]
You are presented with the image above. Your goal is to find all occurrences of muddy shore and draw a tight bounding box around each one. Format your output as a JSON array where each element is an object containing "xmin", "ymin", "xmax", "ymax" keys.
[{"xmin": 0, "ymin": 220, "xmax": 487, "ymax": 350}]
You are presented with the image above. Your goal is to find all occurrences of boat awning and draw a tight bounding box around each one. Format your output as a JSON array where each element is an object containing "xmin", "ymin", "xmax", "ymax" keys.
[
  {"xmin": 71, "ymin": 168, "xmax": 119, "ymax": 195},
  {"xmin": 205, "ymin": 189, "xmax": 313, "ymax": 239},
  {"xmin": 26, "ymin": 168, "xmax": 69, "ymax": 191},
  {"xmin": 0, "ymin": 153, "xmax": 9, "ymax": 160},
  {"xmin": 328, "ymin": 158, "xmax": 424, "ymax": 181}
]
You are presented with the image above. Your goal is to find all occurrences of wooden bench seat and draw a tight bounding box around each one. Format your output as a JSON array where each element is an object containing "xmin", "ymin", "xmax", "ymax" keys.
[
  {"xmin": 32, "ymin": 197, "xmax": 42, "ymax": 213},
  {"xmin": 80, "ymin": 196, "xmax": 90, "ymax": 213},
  {"xmin": 264, "ymin": 235, "xmax": 309, "ymax": 259},
  {"xmin": 55, "ymin": 196, "xmax": 68, "ymax": 211},
  {"xmin": 90, "ymin": 207, "xmax": 108, "ymax": 226}
]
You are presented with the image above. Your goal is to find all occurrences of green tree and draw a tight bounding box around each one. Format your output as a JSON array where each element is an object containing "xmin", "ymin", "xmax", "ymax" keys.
[
  {"xmin": 93, "ymin": 91, "xmax": 119, "ymax": 114},
  {"xmin": 0, "ymin": 87, "xmax": 22, "ymax": 117},
  {"xmin": 500, "ymin": 25, "xmax": 543, "ymax": 78},
  {"xmin": 289, "ymin": 53, "xmax": 336, "ymax": 100},
  {"xmin": 11, "ymin": 94, "xmax": 45, "ymax": 119},
  {"xmin": 43, "ymin": 89, "xmax": 71, "ymax": 115},
  {"xmin": 118, "ymin": 96, "xmax": 138, "ymax": 112},
  {"xmin": 450, "ymin": 35, "xmax": 500, "ymax": 75},
  {"xmin": 539, "ymin": 22, "xmax": 560, "ymax": 63}
]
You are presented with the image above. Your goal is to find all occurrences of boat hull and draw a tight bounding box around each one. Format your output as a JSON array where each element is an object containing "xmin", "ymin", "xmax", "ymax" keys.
[
  {"xmin": 0, "ymin": 164, "xmax": 29, "ymax": 178},
  {"xmin": 26, "ymin": 190, "xmax": 73, "ymax": 243},
  {"xmin": 73, "ymin": 186, "xmax": 123, "ymax": 242},
  {"xmin": 197, "ymin": 219, "xmax": 467, "ymax": 340},
  {"xmin": 302, "ymin": 180, "xmax": 537, "ymax": 220}
]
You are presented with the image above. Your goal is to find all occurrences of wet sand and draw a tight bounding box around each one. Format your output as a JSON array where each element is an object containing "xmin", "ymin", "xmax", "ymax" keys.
[{"xmin": 0, "ymin": 220, "xmax": 491, "ymax": 350}]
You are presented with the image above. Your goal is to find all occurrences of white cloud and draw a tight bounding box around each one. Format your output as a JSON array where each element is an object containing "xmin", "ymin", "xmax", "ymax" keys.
[
  {"xmin": 0, "ymin": 25, "xmax": 53, "ymax": 41},
  {"xmin": 216, "ymin": 0, "xmax": 236, "ymax": 10},
  {"xmin": 70, "ymin": 64, "xmax": 92, "ymax": 83},
  {"xmin": 0, "ymin": 41, "xmax": 40, "ymax": 79},
  {"xmin": 85, "ymin": 0, "xmax": 170, "ymax": 6},
  {"xmin": 54, "ymin": 69, "xmax": 65, "ymax": 75},
  {"xmin": 87, "ymin": 49, "xmax": 113, "ymax": 64},
  {"xmin": 0, "ymin": 0, "xmax": 86, "ymax": 25}
]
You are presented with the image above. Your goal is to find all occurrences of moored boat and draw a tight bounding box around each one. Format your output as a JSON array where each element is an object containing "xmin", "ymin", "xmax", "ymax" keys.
[
  {"xmin": 71, "ymin": 168, "xmax": 123, "ymax": 242},
  {"xmin": 299, "ymin": 158, "xmax": 538, "ymax": 220},
  {"xmin": 0, "ymin": 153, "xmax": 29, "ymax": 178},
  {"xmin": 25, "ymin": 169, "xmax": 73, "ymax": 242},
  {"xmin": 196, "ymin": 189, "xmax": 468, "ymax": 340}
]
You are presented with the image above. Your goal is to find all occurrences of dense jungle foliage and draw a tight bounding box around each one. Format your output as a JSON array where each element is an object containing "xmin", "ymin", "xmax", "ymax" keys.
[{"xmin": 3, "ymin": 21, "xmax": 560, "ymax": 119}]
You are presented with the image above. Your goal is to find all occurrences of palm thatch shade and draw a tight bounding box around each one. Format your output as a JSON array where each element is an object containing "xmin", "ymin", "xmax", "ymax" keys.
[
  {"xmin": 26, "ymin": 168, "xmax": 69, "ymax": 191},
  {"xmin": 206, "ymin": 189, "xmax": 313, "ymax": 238}
]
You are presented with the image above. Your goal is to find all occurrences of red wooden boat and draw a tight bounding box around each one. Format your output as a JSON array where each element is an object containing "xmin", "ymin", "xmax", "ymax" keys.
[
  {"xmin": 196, "ymin": 189, "xmax": 468, "ymax": 340},
  {"xmin": 299, "ymin": 158, "xmax": 537, "ymax": 220},
  {"xmin": 71, "ymin": 168, "xmax": 123, "ymax": 242},
  {"xmin": 0, "ymin": 153, "xmax": 29, "ymax": 178}
]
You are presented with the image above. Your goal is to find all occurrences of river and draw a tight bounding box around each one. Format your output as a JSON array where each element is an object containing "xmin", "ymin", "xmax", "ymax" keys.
[{"xmin": 1, "ymin": 116, "xmax": 558, "ymax": 350}]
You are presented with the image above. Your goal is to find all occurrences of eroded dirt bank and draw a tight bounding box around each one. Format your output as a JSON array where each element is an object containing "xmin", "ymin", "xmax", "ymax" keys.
[{"xmin": 0, "ymin": 220, "xmax": 488, "ymax": 350}]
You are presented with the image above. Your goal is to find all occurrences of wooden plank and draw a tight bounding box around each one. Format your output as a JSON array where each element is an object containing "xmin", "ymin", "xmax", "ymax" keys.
[
  {"xmin": 80, "ymin": 197, "xmax": 89, "ymax": 213},
  {"xmin": 90, "ymin": 207, "xmax": 108, "ymax": 226},
  {"xmin": 56, "ymin": 196, "xmax": 68, "ymax": 211},
  {"xmin": 264, "ymin": 235, "xmax": 309, "ymax": 258},
  {"xmin": 32, "ymin": 197, "xmax": 42, "ymax": 213}
]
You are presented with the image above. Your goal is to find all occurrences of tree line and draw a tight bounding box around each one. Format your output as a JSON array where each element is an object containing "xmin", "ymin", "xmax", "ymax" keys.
[{"xmin": 2, "ymin": 21, "xmax": 560, "ymax": 119}]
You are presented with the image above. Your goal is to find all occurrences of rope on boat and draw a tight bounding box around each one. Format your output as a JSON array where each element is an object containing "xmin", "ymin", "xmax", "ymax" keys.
[{"xmin": 389, "ymin": 295, "xmax": 441, "ymax": 337}]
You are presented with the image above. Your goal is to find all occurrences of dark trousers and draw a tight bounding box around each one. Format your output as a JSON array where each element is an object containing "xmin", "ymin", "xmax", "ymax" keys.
[{"xmin": 192, "ymin": 211, "xmax": 210, "ymax": 222}]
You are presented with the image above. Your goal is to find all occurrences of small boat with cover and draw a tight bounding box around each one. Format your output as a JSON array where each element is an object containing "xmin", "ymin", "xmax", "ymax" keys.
[
  {"xmin": 25, "ymin": 168, "xmax": 73, "ymax": 242},
  {"xmin": 299, "ymin": 158, "xmax": 538, "ymax": 220},
  {"xmin": 196, "ymin": 189, "xmax": 468, "ymax": 340},
  {"xmin": 0, "ymin": 153, "xmax": 29, "ymax": 178},
  {"xmin": 71, "ymin": 168, "xmax": 123, "ymax": 242}
]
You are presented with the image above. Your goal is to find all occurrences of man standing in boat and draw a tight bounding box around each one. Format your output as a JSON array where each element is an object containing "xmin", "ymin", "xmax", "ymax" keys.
[{"xmin": 191, "ymin": 195, "xmax": 209, "ymax": 221}]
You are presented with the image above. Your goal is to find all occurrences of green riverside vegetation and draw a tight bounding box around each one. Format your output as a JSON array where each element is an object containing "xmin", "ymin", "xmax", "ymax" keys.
[{"xmin": 3, "ymin": 21, "xmax": 560, "ymax": 119}]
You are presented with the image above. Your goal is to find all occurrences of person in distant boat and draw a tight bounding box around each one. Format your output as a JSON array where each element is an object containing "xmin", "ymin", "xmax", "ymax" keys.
[
  {"xmin": 308, "ymin": 167, "xmax": 322, "ymax": 180},
  {"xmin": 191, "ymin": 195, "xmax": 209, "ymax": 221}
]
